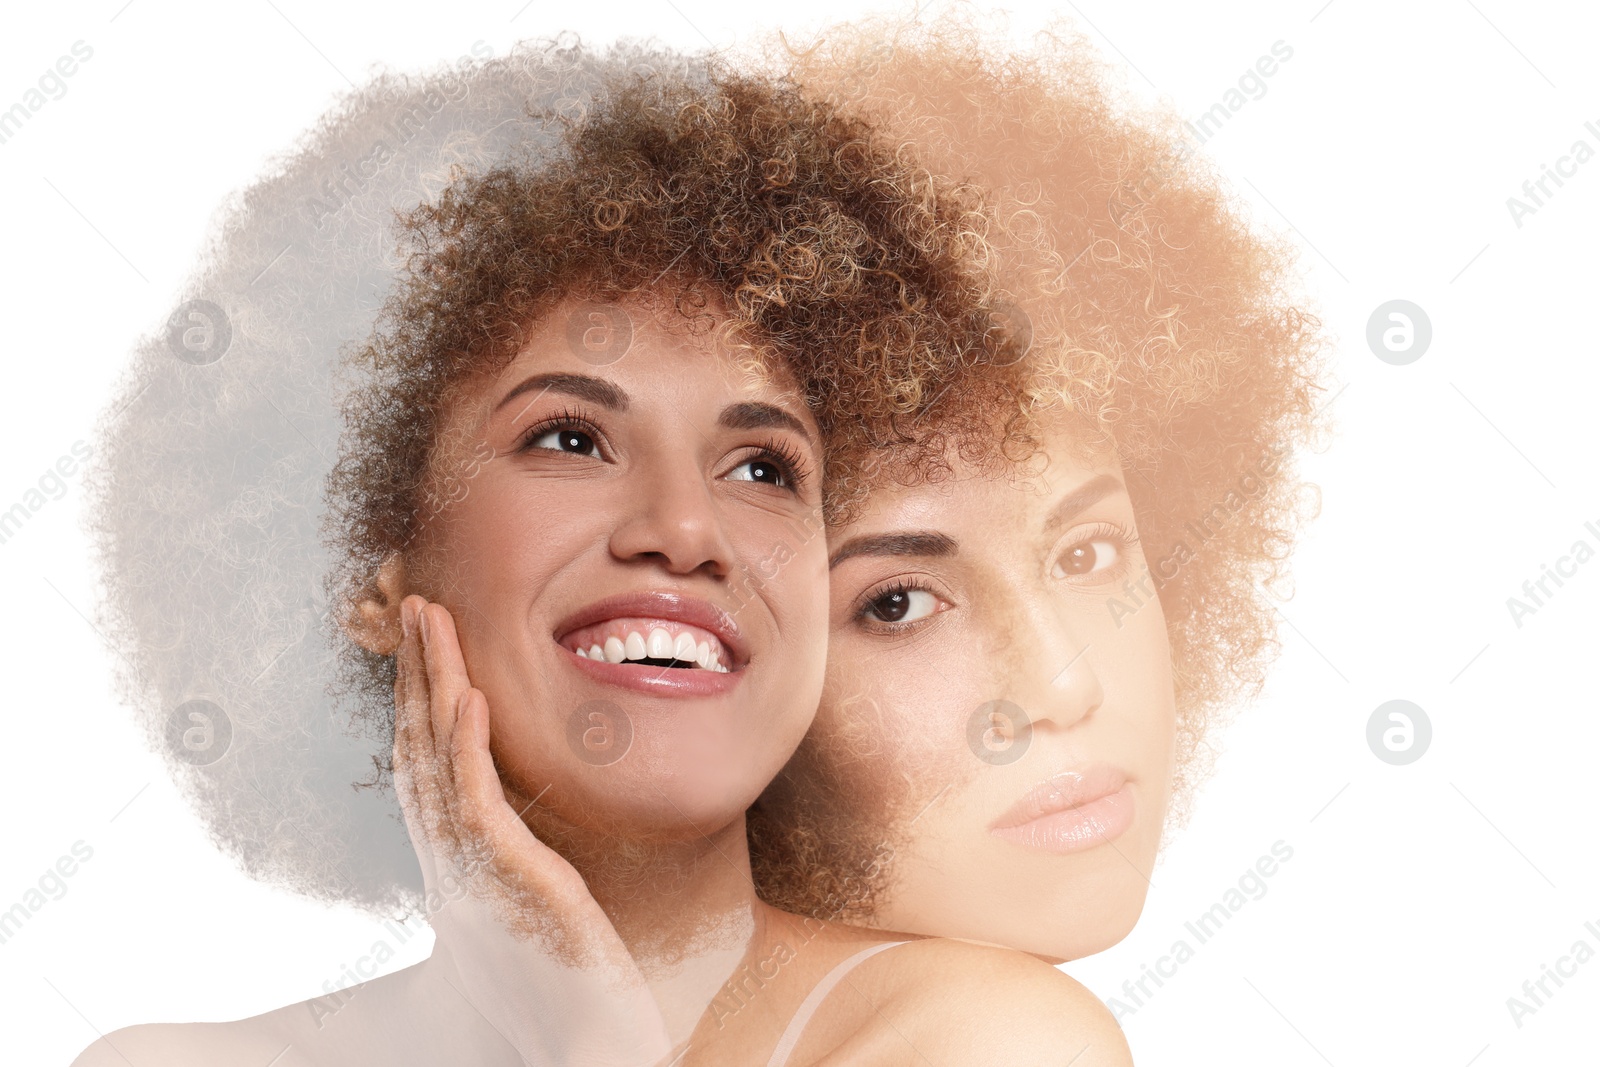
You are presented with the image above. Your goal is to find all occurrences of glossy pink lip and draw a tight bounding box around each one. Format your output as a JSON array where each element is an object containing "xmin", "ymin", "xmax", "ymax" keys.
[
  {"xmin": 561, "ymin": 647, "xmax": 743, "ymax": 696},
  {"xmin": 552, "ymin": 591, "xmax": 747, "ymax": 698},
  {"xmin": 989, "ymin": 765, "xmax": 1134, "ymax": 854}
]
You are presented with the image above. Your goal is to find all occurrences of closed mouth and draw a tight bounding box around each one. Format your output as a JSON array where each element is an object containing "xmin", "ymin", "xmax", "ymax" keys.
[{"xmin": 990, "ymin": 765, "xmax": 1129, "ymax": 831}]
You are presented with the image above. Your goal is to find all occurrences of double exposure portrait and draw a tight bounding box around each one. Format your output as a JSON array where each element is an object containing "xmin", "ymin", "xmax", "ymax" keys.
[{"xmin": 3, "ymin": 3, "xmax": 1593, "ymax": 1065}]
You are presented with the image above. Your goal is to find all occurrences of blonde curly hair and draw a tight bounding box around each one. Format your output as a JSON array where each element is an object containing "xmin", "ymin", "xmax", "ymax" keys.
[{"xmin": 743, "ymin": 10, "xmax": 1334, "ymax": 921}]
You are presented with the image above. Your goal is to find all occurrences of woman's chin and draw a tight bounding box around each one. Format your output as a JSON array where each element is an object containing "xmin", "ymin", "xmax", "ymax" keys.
[
  {"xmin": 875, "ymin": 889, "xmax": 1148, "ymax": 966},
  {"xmin": 527, "ymin": 777, "xmax": 769, "ymax": 846}
]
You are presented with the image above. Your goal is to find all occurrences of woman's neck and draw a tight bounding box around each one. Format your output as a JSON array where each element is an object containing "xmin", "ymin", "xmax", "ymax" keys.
[
  {"xmin": 558, "ymin": 814, "xmax": 770, "ymax": 1046},
  {"xmin": 577, "ymin": 819, "xmax": 761, "ymax": 965}
]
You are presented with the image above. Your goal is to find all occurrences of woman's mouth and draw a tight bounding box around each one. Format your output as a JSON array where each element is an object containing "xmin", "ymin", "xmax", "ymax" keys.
[
  {"xmin": 988, "ymin": 765, "xmax": 1135, "ymax": 854},
  {"xmin": 552, "ymin": 591, "xmax": 747, "ymax": 698},
  {"xmin": 559, "ymin": 617, "xmax": 730, "ymax": 672}
]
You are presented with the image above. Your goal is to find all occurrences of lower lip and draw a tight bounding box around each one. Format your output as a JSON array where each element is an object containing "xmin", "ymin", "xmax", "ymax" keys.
[
  {"xmin": 559, "ymin": 645, "xmax": 743, "ymax": 697},
  {"xmin": 989, "ymin": 783, "xmax": 1136, "ymax": 854}
]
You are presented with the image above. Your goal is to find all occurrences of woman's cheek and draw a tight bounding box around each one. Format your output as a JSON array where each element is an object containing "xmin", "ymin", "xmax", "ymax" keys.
[
  {"xmin": 815, "ymin": 665, "xmax": 891, "ymax": 763},
  {"xmin": 824, "ymin": 605, "xmax": 966, "ymax": 727}
]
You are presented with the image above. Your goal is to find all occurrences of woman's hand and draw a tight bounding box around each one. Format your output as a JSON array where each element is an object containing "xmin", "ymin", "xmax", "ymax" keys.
[{"xmin": 393, "ymin": 594, "xmax": 676, "ymax": 1067}]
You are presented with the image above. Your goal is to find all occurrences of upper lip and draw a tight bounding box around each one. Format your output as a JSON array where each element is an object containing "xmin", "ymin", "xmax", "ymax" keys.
[
  {"xmin": 989, "ymin": 764, "xmax": 1128, "ymax": 830},
  {"xmin": 553, "ymin": 590, "xmax": 748, "ymax": 668}
]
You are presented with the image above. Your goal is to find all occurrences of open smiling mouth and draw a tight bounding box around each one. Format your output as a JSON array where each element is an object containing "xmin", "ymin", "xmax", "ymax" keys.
[{"xmin": 558, "ymin": 617, "xmax": 731, "ymax": 673}]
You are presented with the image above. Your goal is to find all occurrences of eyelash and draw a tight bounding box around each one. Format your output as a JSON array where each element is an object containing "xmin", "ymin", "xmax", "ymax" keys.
[
  {"xmin": 851, "ymin": 577, "xmax": 947, "ymax": 635},
  {"xmin": 1053, "ymin": 521, "xmax": 1142, "ymax": 581},
  {"xmin": 513, "ymin": 409, "xmax": 813, "ymax": 493},
  {"xmin": 514, "ymin": 406, "xmax": 605, "ymax": 455},
  {"xmin": 736, "ymin": 436, "xmax": 814, "ymax": 493},
  {"xmin": 850, "ymin": 521, "xmax": 1142, "ymax": 633}
]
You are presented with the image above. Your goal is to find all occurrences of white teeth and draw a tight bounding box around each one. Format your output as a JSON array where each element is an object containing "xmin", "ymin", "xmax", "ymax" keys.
[{"xmin": 572, "ymin": 626, "xmax": 731, "ymax": 670}]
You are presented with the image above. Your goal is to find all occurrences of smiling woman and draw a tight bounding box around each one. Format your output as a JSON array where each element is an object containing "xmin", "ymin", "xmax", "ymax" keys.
[{"xmin": 346, "ymin": 287, "xmax": 834, "ymax": 860}]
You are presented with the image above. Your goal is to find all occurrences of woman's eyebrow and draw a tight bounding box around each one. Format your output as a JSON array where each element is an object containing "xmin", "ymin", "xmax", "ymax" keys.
[
  {"xmin": 718, "ymin": 401, "xmax": 814, "ymax": 445},
  {"xmin": 497, "ymin": 372, "xmax": 630, "ymax": 414},
  {"xmin": 829, "ymin": 531, "xmax": 958, "ymax": 570},
  {"xmin": 1041, "ymin": 473, "xmax": 1127, "ymax": 536}
]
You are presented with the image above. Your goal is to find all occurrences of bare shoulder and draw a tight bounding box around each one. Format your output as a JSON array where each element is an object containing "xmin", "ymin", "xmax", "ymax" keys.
[
  {"xmin": 65, "ymin": 959, "xmax": 516, "ymax": 1067},
  {"xmin": 69, "ymin": 1018, "xmax": 297, "ymax": 1067},
  {"xmin": 870, "ymin": 939, "xmax": 1133, "ymax": 1067}
]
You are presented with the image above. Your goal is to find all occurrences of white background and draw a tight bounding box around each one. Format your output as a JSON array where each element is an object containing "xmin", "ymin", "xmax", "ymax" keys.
[{"xmin": 1, "ymin": 1, "xmax": 1596, "ymax": 1064}]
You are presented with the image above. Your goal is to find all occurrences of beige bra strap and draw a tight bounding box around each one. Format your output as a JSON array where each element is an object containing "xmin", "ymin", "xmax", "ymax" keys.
[{"xmin": 764, "ymin": 940, "xmax": 915, "ymax": 1067}]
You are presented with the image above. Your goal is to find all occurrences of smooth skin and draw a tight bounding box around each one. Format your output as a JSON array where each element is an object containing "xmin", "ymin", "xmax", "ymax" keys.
[
  {"xmin": 72, "ymin": 292, "xmax": 1131, "ymax": 1067},
  {"xmin": 797, "ymin": 415, "xmax": 1180, "ymax": 965}
]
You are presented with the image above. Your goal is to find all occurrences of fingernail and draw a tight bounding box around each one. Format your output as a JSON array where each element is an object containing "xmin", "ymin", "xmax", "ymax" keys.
[
  {"xmin": 400, "ymin": 599, "xmax": 415, "ymax": 641},
  {"xmin": 418, "ymin": 604, "xmax": 431, "ymax": 651}
]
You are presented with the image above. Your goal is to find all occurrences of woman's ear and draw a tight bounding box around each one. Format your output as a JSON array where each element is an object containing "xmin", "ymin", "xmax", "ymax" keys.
[{"xmin": 342, "ymin": 552, "xmax": 408, "ymax": 655}]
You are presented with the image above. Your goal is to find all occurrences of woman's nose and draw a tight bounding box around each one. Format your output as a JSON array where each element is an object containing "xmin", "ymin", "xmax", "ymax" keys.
[
  {"xmin": 993, "ymin": 599, "xmax": 1105, "ymax": 733},
  {"xmin": 606, "ymin": 458, "xmax": 734, "ymax": 579}
]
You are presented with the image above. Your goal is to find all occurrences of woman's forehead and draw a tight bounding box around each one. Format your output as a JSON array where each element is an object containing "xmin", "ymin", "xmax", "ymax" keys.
[
  {"xmin": 440, "ymin": 288, "xmax": 817, "ymax": 433},
  {"xmin": 827, "ymin": 427, "xmax": 1126, "ymax": 541}
]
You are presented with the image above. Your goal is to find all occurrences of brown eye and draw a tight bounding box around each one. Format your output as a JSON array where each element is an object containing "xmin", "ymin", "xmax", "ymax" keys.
[
  {"xmin": 726, "ymin": 456, "xmax": 788, "ymax": 488},
  {"xmin": 1052, "ymin": 539, "xmax": 1121, "ymax": 578},
  {"xmin": 527, "ymin": 425, "xmax": 600, "ymax": 457},
  {"xmin": 864, "ymin": 588, "xmax": 940, "ymax": 624},
  {"xmin": 722, "ymin": 438, "xmax": 810, "ymax": 495}
]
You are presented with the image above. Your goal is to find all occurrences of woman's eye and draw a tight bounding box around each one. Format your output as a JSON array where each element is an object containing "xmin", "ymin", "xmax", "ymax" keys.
[
  {"xmin": 529, "ymin": 426, "xmax": 600, "ymax": 457},
  {"xmin": 1053, "ymin": 539, "xmax": 1121, "ymax": 578},
  {"xmin": 864, "ymin": 588, "xmax": 942, "ymax": 625},
  {"xmin": 726, "ymin": 457, "xmax": 789, "ymax": 488}
]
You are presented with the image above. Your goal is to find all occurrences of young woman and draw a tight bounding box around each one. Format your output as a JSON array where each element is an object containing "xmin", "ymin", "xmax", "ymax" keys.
[
  {"xmin": 76, "ymin": 41, "xmax": 1129, "ymax": 1066},
  {"xmin": 743, "ymin": 12, "xmax": 1330, "ymax": 965}
]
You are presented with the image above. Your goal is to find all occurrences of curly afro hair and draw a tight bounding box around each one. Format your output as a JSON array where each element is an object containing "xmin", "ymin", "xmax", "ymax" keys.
[
  {"xmin": 324, "ymin": 42, "xmax": 1043, "ymax": 791},
  {"xmin": 741, "ymin": 10, "xmax": 1334, "ymax": 922},
  {"xmin": 85, "ymin": 31, "xmax": 1035, "ymax": 917}
]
